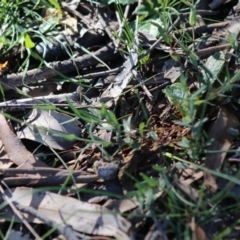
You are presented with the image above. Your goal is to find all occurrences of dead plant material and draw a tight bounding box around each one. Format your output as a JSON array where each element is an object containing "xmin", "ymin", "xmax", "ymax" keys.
[
  {"xmin": 204, "ymin": 108, "xmax": 239, "ymax": 191},
  {"xmin": 0, "ymin": 43, "xmax": 118, "ymax": 90},
  {"xmin": 0, "ymin": 113, "xmax": 48, "ymax": 168},
  {"xmin": 2, "ymin": 187, "xmax": 131, "ymax": 239},
  {"xmin": 191, "ymin": 220, "xmax": 208, "ymax": 240}
]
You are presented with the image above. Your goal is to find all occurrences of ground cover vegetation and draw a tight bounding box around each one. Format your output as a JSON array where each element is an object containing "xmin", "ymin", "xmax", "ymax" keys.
[{"xmin": 0, "ymin": 0, "xmax": 240, "ymax": 239}]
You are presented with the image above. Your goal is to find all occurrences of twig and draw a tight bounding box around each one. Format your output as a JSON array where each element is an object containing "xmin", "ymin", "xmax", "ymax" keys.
[
  {"xmin": 0, "ymin": 86, "xmax": 81, "ymax": 107},
  {"xmin": 175, "ymin": 21, "xmax": 228, "ymax": 36},
  {"xmin": 195, "ymin": 43, "xmax": 232, "ymax": 58},
  {"xmin": 75, "ymin": 66, "xmax": 123, "ymax": 79},
  {"xmin": 0, "ymin": 167, "xmax": 89, "ymax": 177},
  {"xmin": 2, "ymin": 174, "xmax": 98, "ymax": 187},
  {"xmin": 0, "ymin": 43, "xmax": 117, "ymax": 90},
  {"xmin": 98, "ymin": 12, "xmax": 118, "ymax": 49},
  {"xmin": 132, "ymin": 70, "xmax": 153, "ymax": 100},
  {"xmin": 0, "ymin": 103, "xmax": 101, "ymax": 111}
]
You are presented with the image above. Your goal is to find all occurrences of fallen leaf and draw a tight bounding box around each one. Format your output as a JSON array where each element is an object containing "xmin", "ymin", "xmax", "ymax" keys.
[
  {"xmin": 16, "ymin": 109, "xmax": 81, "ymax": 150},
  {"xmin": 0, "ymin": 113, "xmax": 48, "ymax": 168},
  {"xmin": 0, "ymin": 61, "xmax": 8, "ymax": 75},
  {"xmin": 204, "ymin": 108, "xmax": 239, "ymax": 191},
  {"xmin": 174, "ymin": 179, "xmax": 199, "ymax": 202},
  {"xmin": 191, "ymin": 220, "xmax": 208, "ymax": 240},
  {"xmin": 103, "ymin": 198, "xmax": 138, "ymax": 213},
  {"xmin": 3, "ymin": 187, "xmax": 131, "ymax": 240}
]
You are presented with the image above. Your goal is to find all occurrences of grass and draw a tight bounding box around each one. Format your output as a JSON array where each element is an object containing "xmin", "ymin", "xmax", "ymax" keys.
[{"xmin": 1, "ymin": 0, "xmax": 240, "ymax": 239}]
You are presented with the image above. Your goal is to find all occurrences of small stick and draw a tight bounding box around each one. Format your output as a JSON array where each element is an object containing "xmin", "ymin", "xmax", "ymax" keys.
[
  {"xmin": 195, "ymin": 43, "xmax": 232, "ymax": 58},
  {"xmin": 132, "ymin": 70, "xmax": 153, "ymax": 100},
  {"xmin": 0, "ymin": 87, "xmax": 81, "ymax": 107},
  {"xmin": 0, "ymin": 43, "xmax": 117, "ymax": 90},
  {"xmin": 75, "ymin": 66, "xmax": 123, "ymax": 79},
  {"xmin": 174, "ymin": 21, "xmax": 228, "ymax": 36},
  {"xmin": 98, "ymin": 11, "xmax": 118, "ymax": 49},
  {"xmin": 2, "ymin": 174, "xmax": 98, "ymax": 187},
  {"xmin": 0, "ymin": 167, "xmax": 88, "ymax": 177}
]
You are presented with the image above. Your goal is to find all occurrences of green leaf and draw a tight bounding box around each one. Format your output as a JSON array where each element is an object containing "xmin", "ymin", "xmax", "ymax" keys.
[
  {"xmin": 78, "ymin": 110, "xmax": 101, "ymax": 124},
  {"xmin": 189, "ymin": 8, "xmax": 196, "ymax": 26},
  {"xmin": 52, "ymin": 132, "xmax": 77, "ymax": 141},
  {"xmin": 33, "ymin": 105, "xmax": 56, "ymax": 110},
  {"xmin": 138, "ymin": 18, "xmax": 163, "ymax": 38},
  {"xmin": 106, "ymin": 110, "xmax": 119, "ymax": 127},
  {"xmin": 139, "ymin": 122, "xmax": 145, "ymax": 136},
  {"xmin": 140, "ymin": 173, "xmax": 158, "ymax": 187},
  {"xmin": 230, "ymin": 69, "xmax": 240, "ymax": 83},
  {"xmin": 135, "ymin": 0, "xmax": 159, "ymax": 18},
  {"xmin": 201, "ymin": 51, "xmax": 225, "ymax": 84},
  {"xmin": 148, "ymin": 131, "xmax": 158, "ymax": 140},
  {"xmin": 24, "ymin": 33, "xmax": 35, "ymax": 49},
  {"xmin": 162, "ymin": 82, "xmax": 191, "ymax": 118},
  {"xmin": 66, "ymin": 96, "xmax": 80, "ymax": 117},
  {"xmin": 48, "ymin": 0, "xmax": 61, "ymax": 10},
  {"xmin": 123, "ymin": 118, "xmax": 131, "ymax": 133},
  {"xmin": 177, "ymin": 137, "xmax": 190, "ymax": 148},
  {"xmin": 100, "ymin": 104, "xmax": 107, "ymax": 118}
]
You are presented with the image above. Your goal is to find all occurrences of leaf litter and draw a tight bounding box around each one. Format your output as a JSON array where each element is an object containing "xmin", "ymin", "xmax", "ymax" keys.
[{"xmin": 1, "ymin": 0, "xmax": 240, "ymax": 239}]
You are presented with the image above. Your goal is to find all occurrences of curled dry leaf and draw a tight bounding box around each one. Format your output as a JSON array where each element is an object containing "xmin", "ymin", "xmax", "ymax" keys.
[
  {"xmin": 191, "ymin": 221, "xmax": 208, "ymax": 240},
  {"xmin": 174, "ymin": 179, "xmax": 199, "ymax": 202},
  {"xmin": 16, "ymin": 109, "xmax": 81, "ymax": 150},
  {"xmin": 204, "ymin": 108, "xmax": 239, "ymax": 191},
  {"xmin": 0, "ymin": 113, "xmax": 47, "ymax": 168},
  {"xmin": 3, "ymin": 187, "xmax": 131, "ymax": 240}
]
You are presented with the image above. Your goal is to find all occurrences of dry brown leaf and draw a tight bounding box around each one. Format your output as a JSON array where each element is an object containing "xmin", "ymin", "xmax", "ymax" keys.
[
  {"xmin": 204, "ymin": 108, "xmax": 239, "ymax": 191},
  {"xmin": 191, "ymin": 220, "xmax": 208, "ymax": 240},
  {"xmin": 3, "ymin": 187, "xmax": 131, "ymax": 240},
  {"xmin": 103, "ymin": 199, "xmax": 138, "ymax": 213},
  {"xmin": 0, "ymin": 140, "xmax": 12, "ymax": 169},
  {"xmin": 179, "ymin": 165, "xmax": 203, "ymax": 185},
  {"xmin": 119, "ymin": 149, "xmax": 146, "ymax": 192},
  {"xmin": 174, "ymin": 179, "xmax": 199, "ymax": 202},
  {"xmin": 0, "ymin": 61, "xmax": 8, "ymax": 76},
  {"xmin": 183, "ymin": 171, "xmax": 203, "ymax": 185},
  {"xmin": 0, "ymin": 113, "xmax": 48, "ymax": 168}
]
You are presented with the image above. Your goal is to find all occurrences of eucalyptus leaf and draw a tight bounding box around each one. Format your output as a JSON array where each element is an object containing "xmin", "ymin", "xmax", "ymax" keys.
[
  {"xmin": 201, "ymin": 51, "xmax": 225, "ymax": 84},
  {"xmin": 16, "ymin": 109, "xmax": 81, "ymax": 150},
  {"xmin": 162, "ymin": 82, "xmax": 191, "ymax": 119},
  {"xmin": 138, "ymin": 19, "xmax": 163, "ymax": 38}
]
